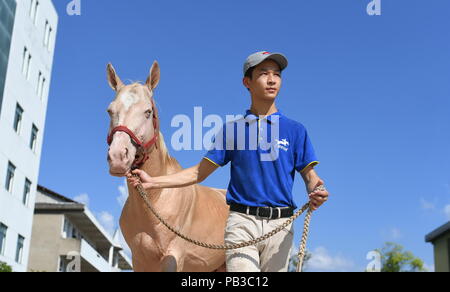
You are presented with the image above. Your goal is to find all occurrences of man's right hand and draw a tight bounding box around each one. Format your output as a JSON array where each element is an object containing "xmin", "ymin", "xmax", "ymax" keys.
[
  {"xmin": 127, "ymin": 169, "xmax": 156, "ymax": 189},
  {"xmin": 125, "ymin": 158, "xmax": 219, "ymax": 190}
]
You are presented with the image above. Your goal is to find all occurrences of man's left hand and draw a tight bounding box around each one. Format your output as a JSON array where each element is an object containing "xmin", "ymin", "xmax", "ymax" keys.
[{"xmin": 308, "ymin": 181, "xmax": 329, "ymax": 211}]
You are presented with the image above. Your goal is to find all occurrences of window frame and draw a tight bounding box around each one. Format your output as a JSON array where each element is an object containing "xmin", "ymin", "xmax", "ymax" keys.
[
  {"xmin": 23, "ymin": 179, "xmax": 32, "ymax": 206},
  {"xmin": 29, "ymin": 0, "xmax": 39, "ymax": 25},
  {"xmin": 0, "ymin": 223, "xmax": 7, "ymax": 256},
  {"xmin": 30, "ymin": 124, "xmax": 38, "ymax": 151},
  {"xmin": 15, "ymin": 235, "xmax": 25, "ymax": 264},
  {"xmin": 5, "ymin": 162, "xmax": 16, "ymax": 193},
  {"xmin": 13, "ymin": 103, "xmax": 24, "ymax": 134},
  {"xmin": 21, "ymin": 47, "xmax": 32, "ymax": 80}
]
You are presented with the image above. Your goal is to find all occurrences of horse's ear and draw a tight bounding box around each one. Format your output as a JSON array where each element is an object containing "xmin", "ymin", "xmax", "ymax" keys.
[
  {"xmin": 146, "ymin": 61, "xmax": 160, "ymax": 90},
  {"xmin": 107, "ymin": 63, "xmax": 124, "ymax": 92}
]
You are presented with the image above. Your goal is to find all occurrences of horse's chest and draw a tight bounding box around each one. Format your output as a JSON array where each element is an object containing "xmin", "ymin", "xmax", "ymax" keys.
[
  {"xmin": 120, "ymin": 202, "xmax": 170, "ymax": 255},
  {"xmin": 131, "ymin": 232, "xmax": 163, "ymax": 257}
]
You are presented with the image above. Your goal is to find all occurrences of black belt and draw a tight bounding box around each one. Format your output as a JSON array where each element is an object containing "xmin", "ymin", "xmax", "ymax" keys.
[{"xmin": 229, "ymin": 204, "xmax": 294, "ymax": 220}]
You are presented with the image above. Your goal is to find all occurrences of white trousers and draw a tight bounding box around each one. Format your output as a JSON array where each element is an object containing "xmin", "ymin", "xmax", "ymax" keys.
[{"xmin": 224, "ymin": 211, "xmax": 294, "ymax": 272}]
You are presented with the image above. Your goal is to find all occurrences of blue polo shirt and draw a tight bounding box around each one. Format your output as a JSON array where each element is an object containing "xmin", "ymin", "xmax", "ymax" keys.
[{"xmin": 204, "ymin": 110, "xmax": 319, "ymax": 208}]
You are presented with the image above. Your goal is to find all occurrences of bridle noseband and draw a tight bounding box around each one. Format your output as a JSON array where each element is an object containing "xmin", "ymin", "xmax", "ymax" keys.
[{"xmin": 107, "ymin": 97, "xmax": 159, "ymax": 169}]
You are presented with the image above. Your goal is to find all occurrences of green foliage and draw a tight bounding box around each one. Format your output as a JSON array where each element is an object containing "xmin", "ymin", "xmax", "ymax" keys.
[
  {"xmin": 0, "ymin": 262, "xmax": 13, "ymax": 273},
  {"xmin": 377, "ymin": 242, "xmax": 427, "ymax": 272},
  {"xmin": 288, "ymin": 250, "xmax": 312, "ymax": 272}
]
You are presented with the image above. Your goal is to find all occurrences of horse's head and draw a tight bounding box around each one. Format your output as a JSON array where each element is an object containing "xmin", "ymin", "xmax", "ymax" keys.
[{"xmin": 106, "ymin": 61, "xmax": 160, "ymax": 177}]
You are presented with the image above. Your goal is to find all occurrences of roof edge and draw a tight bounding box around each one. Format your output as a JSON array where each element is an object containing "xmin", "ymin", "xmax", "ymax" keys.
[{"xmin": 425, "ymin": 221, "xmax": 450, "ymax": 243}]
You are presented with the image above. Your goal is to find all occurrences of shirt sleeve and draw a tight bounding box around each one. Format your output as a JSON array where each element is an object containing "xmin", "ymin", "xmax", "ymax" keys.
[
  {"xmin": 203, "ymin": 124, "xmax": 232, "ymax": 167},
  {"xmin": 294, "ymin": 126, "xmax": 319, "ymax": 173}
]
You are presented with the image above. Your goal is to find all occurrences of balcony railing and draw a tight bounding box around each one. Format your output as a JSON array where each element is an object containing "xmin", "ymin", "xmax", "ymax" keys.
[{"xmin": 80, "ymin": 239, "xmax": 111, "ymax": 272}]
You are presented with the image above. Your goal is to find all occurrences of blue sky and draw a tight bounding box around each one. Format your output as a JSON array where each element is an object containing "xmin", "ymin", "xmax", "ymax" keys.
[{"xmin": 38, "ymin": 0, "xmax": 450, "ymax": 271}]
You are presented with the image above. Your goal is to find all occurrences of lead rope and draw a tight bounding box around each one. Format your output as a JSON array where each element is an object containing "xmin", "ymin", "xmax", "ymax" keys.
[{"xmin": 133, "ymin": 173, "xmax": 324, "ymax": 272}]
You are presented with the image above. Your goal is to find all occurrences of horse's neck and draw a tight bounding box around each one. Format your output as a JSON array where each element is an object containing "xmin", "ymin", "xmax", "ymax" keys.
[
  {"xmin": 142, "ymin": 134, "xmax": 182, "ymax": 176},
  {"xmin": 125, "ymin": 134, "xmax": 194, "ymax": 235}
]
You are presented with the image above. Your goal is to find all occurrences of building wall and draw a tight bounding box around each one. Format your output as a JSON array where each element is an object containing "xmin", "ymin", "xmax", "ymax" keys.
[
  {"xmin": 28, "ymin": 214, "xmax": 80, "ymax": 272},
  {"xmin": 432, "ymin": 232, "xmax": 450, "ymax": 272},
  {"xmin": 0, "ymin": 0, "xmax": 57, "ymax": 271},
  {"xmin": 0, "ymin": 0, "xmax": 17, "ymax": 111}
]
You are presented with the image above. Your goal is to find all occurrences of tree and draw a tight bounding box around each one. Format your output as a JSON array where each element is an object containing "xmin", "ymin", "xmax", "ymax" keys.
[
  {"xmin": 377, "ymin": 242, "xmax": 427, "ymax": 272},
  {"xmin": 288, "ymin": 250, "xmax": 312, "ymax": 272},
  {"xmin": 0, "ymin": 262, "xmax": 12, "ymax": 273}
]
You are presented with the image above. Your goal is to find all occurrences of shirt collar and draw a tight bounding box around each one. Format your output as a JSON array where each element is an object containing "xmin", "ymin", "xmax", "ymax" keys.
[{"xmin": 244, "ymin": 109, "xmax": 282, "ymax": 124}]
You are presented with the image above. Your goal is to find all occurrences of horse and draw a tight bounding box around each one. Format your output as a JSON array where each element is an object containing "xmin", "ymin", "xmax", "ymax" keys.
[{"xmin": 105, "ymin": 61, "xmax": 229, "ymax": 272}]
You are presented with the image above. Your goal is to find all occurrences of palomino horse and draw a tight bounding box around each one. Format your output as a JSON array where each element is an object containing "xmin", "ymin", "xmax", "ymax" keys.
[{"xmin": 105, "ymin": 61, "xmax": 229, "ymax": 272}]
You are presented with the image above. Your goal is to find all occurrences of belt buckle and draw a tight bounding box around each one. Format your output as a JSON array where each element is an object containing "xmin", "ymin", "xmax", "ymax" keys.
[
  {"xmin": 276, "ymin": 207, "xmax": 281, "ymax": 219},
  {"xmin": 256, "ymin": 207, "xmax": 273, "ymax": 220}
]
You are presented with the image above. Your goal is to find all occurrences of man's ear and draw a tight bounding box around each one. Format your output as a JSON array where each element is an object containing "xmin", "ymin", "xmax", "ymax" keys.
[
  {"xmin": 146, "ymin": 61, "xmax": 160, "ymax": 90},
  {"xmin": 106, "ymin": 63, "xmax": 124, "ymax": 91},
  {"xmin": 243, "ymin": 77, "xmax": 251, "ymax": 91}
]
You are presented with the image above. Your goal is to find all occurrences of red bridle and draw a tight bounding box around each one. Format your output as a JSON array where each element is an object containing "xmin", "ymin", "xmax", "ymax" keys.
[{"xmin": 107, "ymin": 98, "xmax": 159, "ymax": 169}]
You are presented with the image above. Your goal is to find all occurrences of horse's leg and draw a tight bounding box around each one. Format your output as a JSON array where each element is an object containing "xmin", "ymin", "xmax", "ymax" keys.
[
  {"xmin": 214, "ymin": 262, "xmax": 227, "ymax": 272},
  {"xmin": 129, "ymin": 233, "xmax": 165, "ymax": 272},
  {"xmin": 161, "ymin": 254, "xmax": 178, "ymax": 272},
  {"xmin": 132, "ymin": 253, "xmax": 162, "ymax": 272}
]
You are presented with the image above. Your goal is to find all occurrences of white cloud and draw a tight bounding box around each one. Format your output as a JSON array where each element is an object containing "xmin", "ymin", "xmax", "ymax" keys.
[
  {"xmin": 444, "ymin": 205, "xmax": 450, "ymax": 220},
  {"xmin": 305, "ymin": 246, "xmax": 355, "ymax": 272},
  {"xmin": 420, "ymin": 197, "xmax": 450, "ymax": 221},
  {"xmin": 73, "ymin": 193, "xmax": 90, "ymax": 207},
  {"xmin": 98, "ymin": 211, "xmax": 115, "ymax": 236},
  {"xmin": 389, "ymin": 227, "xmax": 402, "ymax": 240},
  {"xmin": 381, "ymin": 227, "xmax": 403, "ymax": 241},
  {"xmin": 420, "ymin": 198, "xmax": 435, "ymax": 211},
  {"xmin": 117, "ymin": 179, "xmax": 129, "ymax": 207}
]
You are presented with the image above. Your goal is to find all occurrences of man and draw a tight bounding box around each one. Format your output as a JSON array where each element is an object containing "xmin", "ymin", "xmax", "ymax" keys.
[{"xmin": 127, "ymin": 51, "xmax": 329, "ymax": 272}]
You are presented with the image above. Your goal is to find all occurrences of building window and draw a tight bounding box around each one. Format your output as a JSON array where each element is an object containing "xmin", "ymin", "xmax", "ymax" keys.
[
  {"xmin": 23, "ymin": 179, "xmax": 32, "ymax": 206},
  {"xmin": 41, "ymin": 78, "xmax": 46, "ymax": 99},
  {"xmin": 113, "ymin": 252, "xmax": 119, "ymax": 268},
  {"xmin": 0, "ymin": 223, "xmax": 7, "ymax": 256},
  {"xmin": 30, "ymin": 124, "xmax": 38, "ymax": 151},
  {"xmin": 36, "ymin": 72, "xmax": 46, "ymax": 99},
  {"xmin": 62, "ymin": 217, "xmax": 70, "ymax": 239},
  {"xmin": 22, "ymin": 47, "xmax": 32, "ymax": 80},
  {"xmin": 13, "ymin": 103, "xmax": 24, "ymax": 134},
  {"xmin": 36, "ymin": 71, "xmax": 41, "ymax": 95},
  {"xmin": 29, "ymin": 0, "xmax": 39, "ymax": 25},
  {"xmin": 15, "ymin": 235, "xmax": 24, "ymax": 264},
  {"xmin": 62, "ymin": 217, "xmax": 80, "ymax": 240},
  {"xmin": 58, "ymin": 255, "xmax": 79, "ymax": 272},
  {"xmin": 5, "ymin": 162, "xmax": 16, "ymax": 193},
  {"xmin": 58, "ymin": 256, "xmax": 67, "ymax": 272},
  {"xmin": 21, "ymin": 48, "xmax": 27, "ymax": 75},
  {"xmin": 43, "ymin": 20, "xmax": 52, "ymax": 51}
]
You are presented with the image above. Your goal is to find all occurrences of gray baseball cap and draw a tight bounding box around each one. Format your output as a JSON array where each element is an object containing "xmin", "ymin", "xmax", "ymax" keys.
[{"xmin": 243, "ymin": 51, "xmax": 288, "ymax": 76}]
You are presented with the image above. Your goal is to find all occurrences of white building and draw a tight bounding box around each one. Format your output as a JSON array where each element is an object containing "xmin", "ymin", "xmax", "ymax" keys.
[
  {"xmin": 28, "ymin": 186, "xmax": 132, "ymax": 272},
  {"xmin": 0, "ymin": 0, "xmax": 58, "ymax": 271}
]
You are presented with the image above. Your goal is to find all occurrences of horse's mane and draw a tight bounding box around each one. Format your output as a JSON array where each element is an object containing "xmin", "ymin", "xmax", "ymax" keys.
[{"xmin": 157, "ymin": 131, "xmax": 180, "ymax": 170}]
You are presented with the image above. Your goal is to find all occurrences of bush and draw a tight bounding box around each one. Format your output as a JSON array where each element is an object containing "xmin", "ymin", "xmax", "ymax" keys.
[
  {"xmin": 0, "ymin": 262, "xmax": 12, "ymax": 272},
  {"xmin": 377, "ymin": 242, "xmax": 427, "ymax": 272}
]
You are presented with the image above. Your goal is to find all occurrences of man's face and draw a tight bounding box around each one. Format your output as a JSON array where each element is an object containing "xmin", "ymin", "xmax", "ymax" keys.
[{"xmin": 244, "ymin": 59, "xmax": 282, "ymax": 101}]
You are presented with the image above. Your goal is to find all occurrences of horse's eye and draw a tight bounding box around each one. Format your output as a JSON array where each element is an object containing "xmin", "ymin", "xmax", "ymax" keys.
[{"xmin": 145, "ymin": 109, "xmax": 152, "ymax": 119}]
